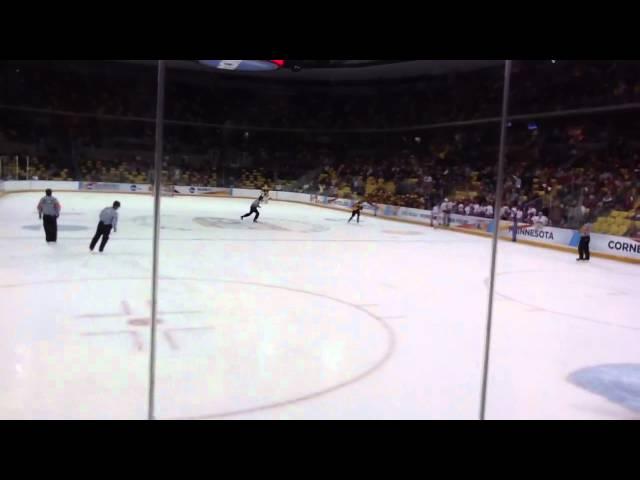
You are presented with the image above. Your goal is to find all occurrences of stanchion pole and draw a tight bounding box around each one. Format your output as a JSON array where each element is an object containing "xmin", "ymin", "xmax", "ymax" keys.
[
  {"xmin": 479, "ymin": 60, "xmax": 512, "ymax": 420},
  {"xmin": 148, "ymin": 60, "xmax": 166, "ymax": 420}
]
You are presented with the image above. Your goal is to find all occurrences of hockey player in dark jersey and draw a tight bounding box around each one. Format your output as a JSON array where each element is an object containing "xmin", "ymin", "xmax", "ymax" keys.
[
  {"xmin": 241, "ymin": 195, "xmax": 263, "ymax": 223},
  {"xmin": 348, "ymin": 200, "xmax": 365, "ymax": 223}
]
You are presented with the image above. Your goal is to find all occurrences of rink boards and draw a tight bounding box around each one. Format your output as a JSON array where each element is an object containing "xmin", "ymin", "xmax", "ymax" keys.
[{"xmin": 1, "ymin": 180, "xmax": 638, "ymax": 263}]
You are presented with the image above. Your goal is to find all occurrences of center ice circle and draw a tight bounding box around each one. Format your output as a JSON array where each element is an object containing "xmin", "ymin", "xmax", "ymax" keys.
[
  {"xmin": 193, "ymin": 216, "xmax": 330, "ymax": 233},
  {"xmin": 0, "ymin": 276, "xmax": 394, "ymax": 419}
]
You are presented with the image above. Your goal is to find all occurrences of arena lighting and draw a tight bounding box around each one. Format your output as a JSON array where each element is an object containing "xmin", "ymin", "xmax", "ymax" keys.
[{"xmin": 198, "ymin": 60, "xmax": 285, "ymax": 71}]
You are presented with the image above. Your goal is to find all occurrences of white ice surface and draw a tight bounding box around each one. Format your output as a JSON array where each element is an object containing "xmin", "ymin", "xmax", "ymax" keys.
[{"xmin": 0, "ymin": 192, "xmax": 638, "ymax": 419}]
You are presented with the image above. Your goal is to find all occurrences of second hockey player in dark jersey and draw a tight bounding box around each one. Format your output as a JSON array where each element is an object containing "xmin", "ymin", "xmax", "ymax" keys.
[
  {"xmin": 348, "ymin": 200, "xmax": 365, "ymax": 223},
  {"xmin": 241, "ymin": 195, "xmax": 263, "ymax": 223}
]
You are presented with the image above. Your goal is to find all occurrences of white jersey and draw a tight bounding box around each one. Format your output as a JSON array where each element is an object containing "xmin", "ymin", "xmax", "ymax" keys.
[
  {"xmin": 485, "ymin": 205, "xmax": 494, "ymax": 217},
  {"xmin": 431, "ymin": 206, "xmax": 440, "ymax": 225}
]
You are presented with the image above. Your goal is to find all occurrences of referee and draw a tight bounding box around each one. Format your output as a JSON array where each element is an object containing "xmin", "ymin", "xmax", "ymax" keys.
[
  {"xmin": 90, "ymin": 201, "xmax": 120, "ymax": 252},
  {"xmin": 37, "ymin": 189, "xmax": 61, "ymax": 243}
]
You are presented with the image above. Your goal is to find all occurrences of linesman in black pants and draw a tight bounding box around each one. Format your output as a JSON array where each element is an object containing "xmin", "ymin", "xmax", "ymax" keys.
[
  {"xmin": 90, "ymin": 201, "xmax": 120, "ymax": 252},
  {"xmin": 577, "ymin": 222, "xmax": 591, "ymax": 261},
  {"xmin": 37, "ymin": 189, "xmax": 61, "ymax": 243}
]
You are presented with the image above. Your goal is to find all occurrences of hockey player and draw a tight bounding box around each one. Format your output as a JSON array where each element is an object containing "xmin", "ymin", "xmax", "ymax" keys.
[
  {"xmin": 261, "ymin": 186, "xmax": 270, "ymax": 204},
  {"xmin": 539, "ymin": 212, "xmax": 549, "ymax": 226},
  {"xmin": 577, "ymin": 222, "xmax": 591, "ymax": 261},
  {"xmin": 241, "ymin": 195, "xmax": 263, "ymax": 223},
  {"xmin": 441, "ymin": 198, "xmax": 452, "ymax": 227},
  {"xmin": 348, "ymin": 200, "xmax": 365, "ymax": 223},
  {"xmin": 90, "ymin": 201, "xmax": 120, "ymax": 252},
  {"xmin": 37, "ymin": 189, "xmax": 61, "ymax": 243},
  {"xmin": 431, "ymin": 204, "xmax": 440, "ymax": 227},
  {"xmin": 531, "ymin": 213, "xmax": 549, "ymax": 229},
  {"xmin": 484, "ymin": 204, "xmax": 494, "ymax": 218}
]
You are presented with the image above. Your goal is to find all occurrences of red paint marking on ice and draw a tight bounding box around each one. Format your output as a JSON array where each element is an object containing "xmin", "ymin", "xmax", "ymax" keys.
[
  {"xmin": 128, "ymin": 318, "xmax": 164, "ymax": 327},
  {"xmin": 168, "ymin": 326, "xmax": 215, "ymax": 332},
  {"xmin": 131, "ymin": 331, "xmax": 144, "ymax": 351},
  {"xmin": 163, "ymin": 331, "xmax": 179, "ymax": 351},
  {"xmin": 77, "ymin": 313, "xmax": 122, "ymax": 319}
]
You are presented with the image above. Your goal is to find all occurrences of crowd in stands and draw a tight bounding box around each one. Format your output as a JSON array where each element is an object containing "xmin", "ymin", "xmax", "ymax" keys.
[
  {"xmin": 3, "ymin": 114, "xmax": 639, "ymax": 235},
  {"xmin": 1, "ymin": 60, "xmax": 639, "ymax": 237},
  {"xmin": 2, "ymin": 61, "xmax": 640, "ymax": 130}
]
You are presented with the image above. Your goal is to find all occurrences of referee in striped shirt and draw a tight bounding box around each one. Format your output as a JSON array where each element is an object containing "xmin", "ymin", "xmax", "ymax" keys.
[{"xmin": 90, "ymin": 201, "xmax": 120, "ymax": 252}]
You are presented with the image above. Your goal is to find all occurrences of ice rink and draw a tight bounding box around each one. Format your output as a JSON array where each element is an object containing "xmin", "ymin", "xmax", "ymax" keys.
[{"xmin": 1, "ymin": 191, "xmax": 639, "ymax": 419}]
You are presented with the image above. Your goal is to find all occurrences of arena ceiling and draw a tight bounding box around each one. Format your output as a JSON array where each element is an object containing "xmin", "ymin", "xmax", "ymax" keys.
[{"xmin": 119, "ymin": 60, "xmax": 504, "ymax": 82}]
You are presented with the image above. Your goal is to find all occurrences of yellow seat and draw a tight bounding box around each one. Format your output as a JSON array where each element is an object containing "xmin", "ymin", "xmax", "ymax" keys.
[{"xmin": 384, "ymin": 182, "xmax": 396, "ymax": 194}]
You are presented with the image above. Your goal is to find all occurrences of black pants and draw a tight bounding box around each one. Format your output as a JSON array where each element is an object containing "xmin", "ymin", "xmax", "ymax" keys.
[
  {"xmin": 43, "ymin": 215, "xmax": 58, "ymax": 242},
  {"xmin": 348, "ymin": 209, "xmax": 361, "ymax": 223},
  {"xmin": 242, "ymin": 206, "xmax": 259, "ymax": 222},
  {"xmin": 578, "ymin": 236, "xmax": 590, "ymax": 260},
  {"xmin": 90, "ymin": 221, "xmax": 113, "ymax": 252}
]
